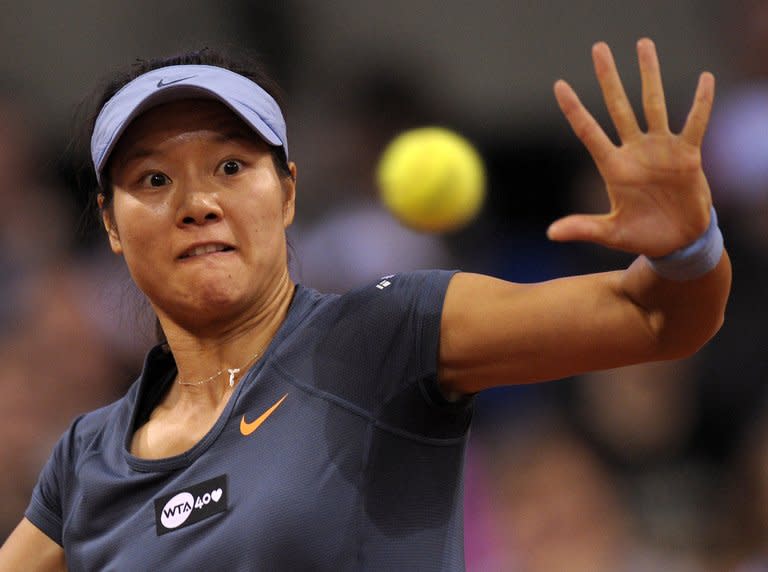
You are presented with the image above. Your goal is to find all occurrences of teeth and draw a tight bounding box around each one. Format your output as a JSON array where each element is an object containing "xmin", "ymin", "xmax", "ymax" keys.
[{"xmin": 185, "ymin": 244, "xmax": 229, "ymax": 258}]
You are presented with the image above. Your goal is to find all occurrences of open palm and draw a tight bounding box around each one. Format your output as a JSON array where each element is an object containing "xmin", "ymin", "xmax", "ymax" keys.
[{"xmin": 548, "ymin": 39, "xmax": 715, "ymax": 258}]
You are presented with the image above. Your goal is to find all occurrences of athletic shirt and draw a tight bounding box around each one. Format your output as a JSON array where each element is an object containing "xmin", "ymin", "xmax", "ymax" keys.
[{"xmin": 25, "ymin": 270, "xmax": 473, "ymax": 571}]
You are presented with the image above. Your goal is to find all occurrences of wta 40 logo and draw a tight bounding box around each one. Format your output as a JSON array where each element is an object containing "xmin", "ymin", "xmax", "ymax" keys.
[
  {"xmin": 160, "ymin": 487, "xmax": 224, "ymax": 529},
  {"xmin": 154, "ymin": 475, "xmax": 227, "ymax": 535}
]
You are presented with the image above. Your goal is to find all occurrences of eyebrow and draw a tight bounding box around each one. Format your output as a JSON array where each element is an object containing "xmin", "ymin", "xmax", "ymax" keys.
[
  {"xmin": 116, "ymin": 147, "xmax": 156, "ymax": 169},
  {"xmin": 212, "ymin": 128, "xmax": 265, "ymax": 147},
  {"xmin": 115, "ymin": 125, "xmax": 264, "ymax": 170}
]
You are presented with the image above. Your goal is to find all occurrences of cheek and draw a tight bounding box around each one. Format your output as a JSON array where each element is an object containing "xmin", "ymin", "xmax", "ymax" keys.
[
  {"xmin": 239, "ymin": 207, "xmax": 285, "ymax": 258},
  {"xmin": 238, "ymin": 181, "xmax": 289, "ymax": 237},
  {"xmin": 111, "ymin": 196, "xmax": 171, "ymax": 265},
  {"xmin": 113, "ymin": 192, "xmax": 166, "ymax": 234}
]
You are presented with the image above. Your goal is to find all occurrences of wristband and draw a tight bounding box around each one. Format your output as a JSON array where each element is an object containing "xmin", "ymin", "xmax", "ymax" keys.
[{"xmin": 647, "ymin": 207, "xmax": 724, "ymax": 281}]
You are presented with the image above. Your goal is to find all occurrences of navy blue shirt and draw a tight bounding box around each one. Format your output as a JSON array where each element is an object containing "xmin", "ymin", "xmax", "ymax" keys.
[{"xmin": 26, "ymin": 271, "xmax": 473, "ymax": 571}]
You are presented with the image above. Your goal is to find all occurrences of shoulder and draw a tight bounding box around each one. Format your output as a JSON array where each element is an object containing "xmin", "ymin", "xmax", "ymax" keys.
[
  {"xmin": 327, "ymin": 270, "xmax": 458, "ymax": 311},
  {"xmin": 354, "ymin": 269, "xmax": 457, "ymax": 294},
  {"xmin": 283, "ymin": 270, "xmax": 459, "ymax": 374},
  {"xmin": 53, "ymin": 382, "xmax": 137, "ymax": 465},
  {"xmin": 291, "ymin": 269, "xmax": 459, "ymax": 337},
  {"xmin": 71, "ymin": 398, "xmax": 128, "ymax": 439},
  {"xmin": 289, "ymin": 271, "xmax": 457, "ymax": 341}
]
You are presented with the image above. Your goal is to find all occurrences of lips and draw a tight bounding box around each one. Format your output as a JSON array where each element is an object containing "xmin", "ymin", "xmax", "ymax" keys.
[{"xmin": 178, "ymin": 243, "xmax": 235, "ymax": 259}]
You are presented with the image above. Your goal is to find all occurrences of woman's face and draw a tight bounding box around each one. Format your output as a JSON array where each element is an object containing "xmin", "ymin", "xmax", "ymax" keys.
[{"xmin": 103, "ymin": 99, "xmax": 296, "ymax": 332}]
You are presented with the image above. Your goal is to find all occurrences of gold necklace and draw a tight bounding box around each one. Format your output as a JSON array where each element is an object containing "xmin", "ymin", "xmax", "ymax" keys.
[{"xmin": 176, "ymin": 351, "xmax": 262, "ymax": 387}]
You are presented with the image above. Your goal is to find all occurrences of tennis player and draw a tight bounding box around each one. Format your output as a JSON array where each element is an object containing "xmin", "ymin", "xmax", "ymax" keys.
[{"xmin": 0, "ymin": 38, "xmax": 730, "ymax": 570}]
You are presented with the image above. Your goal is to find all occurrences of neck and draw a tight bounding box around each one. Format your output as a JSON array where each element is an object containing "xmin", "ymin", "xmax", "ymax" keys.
[{"xmin": 158, "ymin": 274, "xmax": 295, "ymax": 406}]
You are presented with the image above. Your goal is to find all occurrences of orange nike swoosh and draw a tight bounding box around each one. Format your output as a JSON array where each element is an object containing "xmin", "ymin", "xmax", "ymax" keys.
[{"xmin": 240, "ymin": 393, "xmax": 288, "ymax": 436}]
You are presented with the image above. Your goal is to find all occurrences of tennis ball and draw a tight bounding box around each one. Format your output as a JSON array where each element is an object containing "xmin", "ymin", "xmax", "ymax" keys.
[{"xmin": 376, "ymin": 127, "xmax": 485, "ymax": 233}]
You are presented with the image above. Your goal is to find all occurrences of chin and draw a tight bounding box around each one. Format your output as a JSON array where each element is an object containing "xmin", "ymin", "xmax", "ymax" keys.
[
  {"xmin": 159, "ymin": 280, "xmax": 251, "ymax": 324},
  {"xmin": 193, "ymin": 284, "xmax": 248, "ymax": 311}
]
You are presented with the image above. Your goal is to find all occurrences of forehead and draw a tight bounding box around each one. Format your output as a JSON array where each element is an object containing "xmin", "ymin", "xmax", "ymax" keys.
[{"xmin": 110, "ymin": 99, "xmax": 262, "ymax": 160}]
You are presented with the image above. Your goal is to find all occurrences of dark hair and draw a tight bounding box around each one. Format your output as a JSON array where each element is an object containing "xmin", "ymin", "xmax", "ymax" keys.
[
  {"xmin": 76, "ymin": 47, "xmax": 291, "ymax": 215},
  {"xmin": 74, "ymin": 48, "xmax": 293, "ymax": 345}
]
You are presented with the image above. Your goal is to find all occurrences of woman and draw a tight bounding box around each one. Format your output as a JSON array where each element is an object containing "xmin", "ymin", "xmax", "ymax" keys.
[{"xmin": 0, "ymin": 39, "xmax": 730, "ymax": 570}]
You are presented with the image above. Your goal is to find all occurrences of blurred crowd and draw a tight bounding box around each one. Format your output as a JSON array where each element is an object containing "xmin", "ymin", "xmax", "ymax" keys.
[
  {"xmin": 2, "ymin": 3, "xmax": 768, "ymax": 571},
  {"xmin": 0, "ymin": 91, "xmax": 153, "ymax": 538}
]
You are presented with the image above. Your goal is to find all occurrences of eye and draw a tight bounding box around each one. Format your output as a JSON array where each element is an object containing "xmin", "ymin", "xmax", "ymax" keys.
[
  {"xmin": 141, "ymin": 172, "xmax": 170, "ymax": 187},
  {"xmin": 220, "ymin": 160, "xmax": 241, "ymax": 176}
]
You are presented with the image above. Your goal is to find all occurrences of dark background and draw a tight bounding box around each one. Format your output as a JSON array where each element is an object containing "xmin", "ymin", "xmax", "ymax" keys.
[{"xmin": 2, "ymin": 2, "xmax": 767, "ymax": 569}]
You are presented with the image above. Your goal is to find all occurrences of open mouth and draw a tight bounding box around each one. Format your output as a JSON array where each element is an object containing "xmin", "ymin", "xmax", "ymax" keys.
[{"xmin": 179, "ymin": 244, "xmax": 235, "ymax": 259}]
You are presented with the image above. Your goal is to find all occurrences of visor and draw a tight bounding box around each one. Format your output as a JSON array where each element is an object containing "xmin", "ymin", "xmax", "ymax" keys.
[{"xmin": 90, "ymin": 64, "xmax": 288, "ymax": 186}]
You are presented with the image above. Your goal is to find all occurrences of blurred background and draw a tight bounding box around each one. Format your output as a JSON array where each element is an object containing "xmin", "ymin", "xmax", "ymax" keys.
[{"xmin": 1, "ymin": 1, "xmax": 767, "ymax": 570}]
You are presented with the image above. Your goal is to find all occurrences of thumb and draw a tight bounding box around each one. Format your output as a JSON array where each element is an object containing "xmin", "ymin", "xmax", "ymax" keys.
[{"xmin": 547, "ymin": 213, "xmax": 612, "ymax": 245}]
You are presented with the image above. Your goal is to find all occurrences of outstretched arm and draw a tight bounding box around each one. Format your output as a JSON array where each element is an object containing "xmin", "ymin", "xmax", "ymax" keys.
[{"xmin": 438, "ymin": 39, "xmax": 731, "ymax": 394}]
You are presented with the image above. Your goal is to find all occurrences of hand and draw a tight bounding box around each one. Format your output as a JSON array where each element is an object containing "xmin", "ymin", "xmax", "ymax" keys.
[{"xmin": 548, "ymin": 38, "xmax": 715, "ymax": 258}]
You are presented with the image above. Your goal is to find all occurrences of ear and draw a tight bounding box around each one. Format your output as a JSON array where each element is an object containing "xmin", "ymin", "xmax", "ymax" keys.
[
  {"xmin": 98, "ymin": 194, "xmax": 123, "ymax": 255},
  {"xmin": 282, "ymin": 162, "xmax": 297, "ymax": 228}
]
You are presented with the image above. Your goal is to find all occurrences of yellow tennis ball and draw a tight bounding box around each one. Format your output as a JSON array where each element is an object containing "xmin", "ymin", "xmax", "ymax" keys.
[{"xmin": 376, "ymin": 127, "xmax": 485, "ymax": 233}]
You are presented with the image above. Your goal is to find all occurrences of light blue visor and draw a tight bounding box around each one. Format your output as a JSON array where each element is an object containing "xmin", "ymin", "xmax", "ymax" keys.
[{"xmin": 90, "ymin": 64, "xmax": 288, "ymax": 186}]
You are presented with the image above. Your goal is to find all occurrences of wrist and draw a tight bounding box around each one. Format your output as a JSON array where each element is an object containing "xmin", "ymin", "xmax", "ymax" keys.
[{"xmin": 646, "ymin": 206, "xmax": 724, "ymax": 281}]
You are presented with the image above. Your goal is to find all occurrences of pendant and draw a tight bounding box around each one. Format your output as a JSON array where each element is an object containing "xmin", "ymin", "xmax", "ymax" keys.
[{"xmin": 227, "ymin": 368, "xmax": 240, "ymax": 387}]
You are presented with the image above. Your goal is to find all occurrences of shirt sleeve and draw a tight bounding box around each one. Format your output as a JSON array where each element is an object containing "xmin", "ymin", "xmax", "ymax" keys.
[
  {"xmin": 342, "ymin": 270, "xmax": 473, "ymax": 438},
  {"xmin": 24, "ymin": 415, "xmax": 84, "ymax": 546},
  {"xmin": 386, "ymin": 270, "xmax": 465, "ymax": 397}
]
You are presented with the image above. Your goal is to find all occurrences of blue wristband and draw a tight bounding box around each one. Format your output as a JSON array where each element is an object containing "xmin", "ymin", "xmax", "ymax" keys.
[{"xmin": 646, "ymin": 207, "xmax": 724, "ymax": 281}]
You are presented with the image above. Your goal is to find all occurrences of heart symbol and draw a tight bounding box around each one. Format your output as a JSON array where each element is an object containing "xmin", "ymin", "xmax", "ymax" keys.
[{"xmin": 211, "ymin": 488, "xmax": 223, "ymax": 502}]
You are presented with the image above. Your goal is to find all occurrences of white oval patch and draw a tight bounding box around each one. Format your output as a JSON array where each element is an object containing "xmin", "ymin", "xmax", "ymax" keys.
[{"xmin": 160, "ymin": 492, "xmax": 194, "ymax": 529}]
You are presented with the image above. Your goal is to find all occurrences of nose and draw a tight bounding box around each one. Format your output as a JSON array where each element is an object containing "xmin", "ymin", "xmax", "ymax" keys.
[{"xmin": 176, "ymin": 186, "xmax": 224, "ymax": 227}]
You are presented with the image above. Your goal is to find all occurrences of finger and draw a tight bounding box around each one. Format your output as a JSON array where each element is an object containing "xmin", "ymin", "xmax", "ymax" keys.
[
  {"xmin": 592, "ymin": 41, "xmax": 642, "ymax": 142},
  {"xmin": 547, "ymin": 213, "xmax": 614, "ymax": 246},
  {"xmin": 681, "ymin": 71, "xmax": 715, "ymax": 147},
  {"xmin": 637, "ymin": 38, "xmax": 669, "ymax": 133},
  {"xmin": 554, "ymin": 79, "xmax": 615, "ymax": 166}
]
